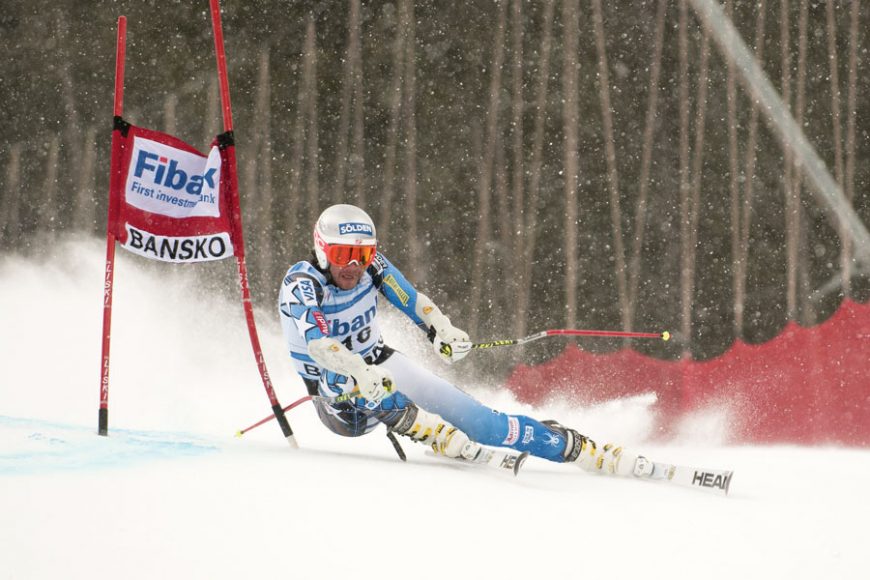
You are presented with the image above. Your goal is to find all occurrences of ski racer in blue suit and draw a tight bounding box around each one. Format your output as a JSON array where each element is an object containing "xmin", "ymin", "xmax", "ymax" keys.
[{"xmin": 279, "ymin": 204, "xmax": 650, "ymax": 475}]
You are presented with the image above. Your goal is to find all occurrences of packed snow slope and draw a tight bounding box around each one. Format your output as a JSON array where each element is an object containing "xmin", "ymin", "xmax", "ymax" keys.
[{"xmin": 1, "ymin": 237, "xmax": 866, "ymax": 579}]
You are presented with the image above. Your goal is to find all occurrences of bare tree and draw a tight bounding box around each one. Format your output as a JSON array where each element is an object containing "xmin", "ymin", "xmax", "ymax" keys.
[
  {"xmin": 510, "ymin": 0, "xmax": 525, "ymax": 294},
  {"xmin": 628, "ymin": 0, "xmax": 668, "ymax": 333},
  {"xmin": 591, "ymin": 0, "xmax": 630, "ymax": 332},
  {"xmin": 682, "ymin": 25, "xmax": 711, "ymax": 350},
  {"xmin": 843, "ymin": 0, "xmax": 860, "ymax": 298},
  {"xmin": 292, "ymin": 16, "xmax": 318, "ymax": 230},
  {"xmin": 826, "ymin": 1, "xmax": 848, "ymax": 296},
  {"xmin": 402, "ymin": 0, "xmax": 421, "ymax": 275},
  {"xmin": 795, "ymin": 0, "xmax": 814, "ymax": 324},
  {"xmin": 470, "ymin": 0, "xmax": 507, "ymax": 337},
  {"xmin": 377, "ymin": 0, "xmax": 410, "ymax": 247},
  {"xmin": 781, "ymin": 0, "xmax": 799, "ymax": 321},
  {"xmin": 304, "ymin": 21, "xmax": 320, "ymax": 229},
  {"xmin": 515, "ymin": 0, "xmax": 555, "ymax": 339},
  {"xmin": 203, "ymin": 76, "xmax": 220, "ymax": 145},
  {"xmin": 40, "ymin": 136, "xmax": 60, "ymax": 233},
  {"xmin": 249, "ymin": 48, "xmax": 273, "ymax": 278},
  {"xmin": 287, "ymin": 19, "xmax": 314, "ymax": 240},
  {"xmin": 74, "ymin": 126, "xmax": 98, "ymax": 234},
  {"xmin": 494, "ymin": 130, "xmax": 512, "ymax": 327},
  {"xmin": 55, "ymin": 10, "xmax": 83, "ymax": 196},
  {"xmin": 350, "ymin": 10, "xmax": 367, "ymax": 207},
  {"xmin": 496, "ymin": 131, "xmax": 512, "ymax": 260},
  {"xmin": 1, "ymin": 144, "xmax": 22, "ymax": 247},
  {"xmin": 677, "ymin": 0, "xmax": 692, "ymax": 350},
  {"xmin": 562, "ymin": 0, "xmax": 580, "ymax": 330},
  {"xmin": 726, "ymin": 0, "xmax": 743, "ymax": 336},
  {"xmin": 735, "ymin": 0, "xmax": 767, "ymax": 338},
  {"xmin": 333, "ymin": 0, "xmax": 362, "ymax": 206},
  {"xmin": 163, "ymin": 93, "xmax": 178, "ymax": 136}
]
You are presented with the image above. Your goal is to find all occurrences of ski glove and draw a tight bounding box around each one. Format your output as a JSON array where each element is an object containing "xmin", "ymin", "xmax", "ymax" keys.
[
  {"xmin": 354, "ymin": 364, "xmax": 395, "ymax": 406},
  {"xmin": 308, "ymin": 337, "xmax": 395, "ymax": 406},
  {"xmin": 428, "ymin": 321, "xmax": 472, "ymax": 364},
  {"xmin": 415, "ymin": 293, "xmax": 472, "ymax": 365}
]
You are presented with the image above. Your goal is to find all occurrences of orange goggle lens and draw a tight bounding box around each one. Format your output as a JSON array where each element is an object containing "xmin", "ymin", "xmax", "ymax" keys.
[{"xmin": 326, "ymin": 244, "xmax": 377, "ymax": 267}]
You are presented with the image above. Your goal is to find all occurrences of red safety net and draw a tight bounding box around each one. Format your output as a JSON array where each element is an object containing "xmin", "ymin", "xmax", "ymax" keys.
[{"xmin": 505, "ymin": 300, "xmax": 870, "ymax": 446}]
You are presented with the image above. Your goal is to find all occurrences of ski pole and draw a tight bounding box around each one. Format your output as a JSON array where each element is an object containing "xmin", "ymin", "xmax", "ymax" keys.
[
  {"xmin": 235, "ymin": 385, "xmax": 376, "ymax": 437},
  {"xmin": 468, "ymin": 328, "xmax": 670, "ymax": 351},
  {"xmin": 235, "ymin": 394, "xmax": 313, "ymax": 437}
]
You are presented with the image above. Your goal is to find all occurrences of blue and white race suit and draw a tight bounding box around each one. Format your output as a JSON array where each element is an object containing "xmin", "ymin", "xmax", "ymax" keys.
[{"xmin": 278, "ymin": 253, "xmax": 568, "ymax": 462}]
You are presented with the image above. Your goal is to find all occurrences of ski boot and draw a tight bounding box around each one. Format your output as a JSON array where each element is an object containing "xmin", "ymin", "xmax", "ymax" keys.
[
  {"xmin": 389, "ymin": 405, "xmax": 482, "ymax": 461},
  {"xmin": 543, "ymin": 420, "xmax": 653, "ymax": 478}
]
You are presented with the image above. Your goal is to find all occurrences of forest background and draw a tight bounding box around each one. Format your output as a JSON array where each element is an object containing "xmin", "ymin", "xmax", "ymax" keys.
[{"xmin": 1, "ymin": 0, "xmax": 867, "ymax": 375}]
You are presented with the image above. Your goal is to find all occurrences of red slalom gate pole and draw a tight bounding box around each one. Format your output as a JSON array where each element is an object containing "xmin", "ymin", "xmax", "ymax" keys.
[
  {"xmin": 98, "ymin": 15, "xmax": 127, "ymax": 436},
  {"xmin": 209, "ymin": 0, "xmax": 297, "ymax": 447}
]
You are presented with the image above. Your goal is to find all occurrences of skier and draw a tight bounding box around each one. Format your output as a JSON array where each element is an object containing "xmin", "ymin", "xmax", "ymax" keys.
[{"xmin": 279, "ymin": 203, "xmax": 652, "ymax": 477}]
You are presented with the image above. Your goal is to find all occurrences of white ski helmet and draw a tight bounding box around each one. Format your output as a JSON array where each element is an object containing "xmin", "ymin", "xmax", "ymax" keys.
[{"xmin": 313, "ymin": 204, "xmax": 378, "ymax": 270}]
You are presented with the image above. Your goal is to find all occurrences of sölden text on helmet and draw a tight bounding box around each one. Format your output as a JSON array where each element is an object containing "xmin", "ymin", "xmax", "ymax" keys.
[{"xmin": 313, "ymin": 204, "xmax": 377, "ymax": 269}]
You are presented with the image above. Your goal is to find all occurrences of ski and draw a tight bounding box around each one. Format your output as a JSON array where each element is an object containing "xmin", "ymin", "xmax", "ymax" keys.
[
  {"xmin": 425, "ymin": 448, "xmax": 529, "ymax": 476},
  {"xmin": 474, "ymin": 448, "xmax": 529, "ymax": 475},
  {"xmin": 639, "ymin": 457, "xmax": 734, "ymax": 496}
]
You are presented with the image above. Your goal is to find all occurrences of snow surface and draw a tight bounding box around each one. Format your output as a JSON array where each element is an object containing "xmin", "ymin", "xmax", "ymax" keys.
[{"xmin": 1, "ymin": 238, "xmax": 867, "ymax": 579}]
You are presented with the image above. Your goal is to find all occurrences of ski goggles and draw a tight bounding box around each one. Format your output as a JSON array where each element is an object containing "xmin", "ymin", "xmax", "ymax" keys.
[{"xmin": 324, "ymin": 243, "xmax": 377, "ymax": 267}]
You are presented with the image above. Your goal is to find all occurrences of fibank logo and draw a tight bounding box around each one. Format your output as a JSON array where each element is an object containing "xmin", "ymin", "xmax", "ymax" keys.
[
  {"xmin": 338, "ymin": 222, "xmax": 373, "ymax": 236},
  {"xmin": 124, "ymin": 137, "xmax": 221, "ymax": 219},
  {"xmin": 133, "ymin": 150, "xmax": 218, "ymax": 195}
]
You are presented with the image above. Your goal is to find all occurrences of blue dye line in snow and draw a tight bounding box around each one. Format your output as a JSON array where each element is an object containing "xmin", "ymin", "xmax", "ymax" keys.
[{"xmin": 0, "ymin": 415, "xmax": 219, "ymax": 476}]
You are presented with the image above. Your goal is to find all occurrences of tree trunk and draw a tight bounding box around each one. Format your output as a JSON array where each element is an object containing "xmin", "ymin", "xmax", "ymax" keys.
[
  {"xmin": 1, "ymin": 144, "xmax": 22, "ymax": 247},
  {"xmin": 55, "ymin": 9, "xmax": 82, "ymax": 199},
  {"xmin": 795, "ymin": 0, "xmax": 814, "ymax": 325},
  {"xmin": 562, "ymin": 0, "xmax": 580, "ymax": 330},
  {"xmin": 301, "ymin": 17, "xmax": 319, "ymax": 229},
  {"xmin": 377, "ymin": 0, "xmax": 409, "ymax": 247},
  {"xmin": 510, "ymin": 0, "xmax": 525, "ymax": 301},
  {"xmin": 843, "ymin": 0, "xmax": 860, "ymax": 298},
  {"xmin": 74, "ymin": 126, "xmax": 98, "ymax": 234},
  {"xmin": 515, "ymin": 0, "xmax": 555, "ymax": 340},
  {"xmin": 204, "ymin": 76, "xmax": 220, "ymax": 145},
  {"xmin": 726, "ymin": 0, "xmax": 743, "ymax": 337},
  {"xmin": 495, "ymin": 132, "xmax": 511, "ymax": 322},
  {"xmin": 781, "ymin": 0, "xmax": 798, "ymax": 321},
  {"xmin": 470, "ymin": 0, "xmax": 507, "ymax": 337},
  {"xmin": 629, "ymin": 0, "xmax": 667, "ymax": 332},
  {"xmin": 163, "ymin": 93, "xmax": 178, "ymax": 136},
  {"xmin": 253, "ymin": 48, "xmax": 273, "ymax": 279},
  {"xmin": 591, "ymin": 0, "xmax": 630, "ymax": 332},
  {"xmin": 351, "ymin": 9, "xmax": 367, "ymax": 208},
  {"xmin": 402, "ymin": 0, "xmax": 421, "ymax": 276},
  {"xmin": 826, "ymin": 0, "xmax": 847, "ymax": 295},
  {"xmin": 683, "ymin": 27, "xmax": 711, "ymax": 353},
  {"xmin": 40, "ymin": 136, "xmax": 60, "ymax": 233},
  {"xmin": 677, "ymin": 0, "xmax": 692, "ymax": 352},
  {"xmin": 736, "ymin": 0, "xmax": 767, "ymax": 339},
  {"xmin": 333, "ymin": 0, "xmax": 361, "ymax": 206}
]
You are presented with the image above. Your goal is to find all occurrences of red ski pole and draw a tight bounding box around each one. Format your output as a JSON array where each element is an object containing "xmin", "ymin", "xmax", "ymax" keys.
[
  {"xmin": 469, "ymin": 328, "xmax": 671, "ymax": 350},
  {"xmin": 235, "ymin": 390, "xmax": 360, "ymax": 437}
]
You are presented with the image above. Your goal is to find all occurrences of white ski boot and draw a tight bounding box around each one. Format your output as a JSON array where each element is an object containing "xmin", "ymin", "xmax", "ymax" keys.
[
  {"xmin": 390, "ymin": 406, "xmax": 482, "ymax": 461},
  {"xmin": 544, "ymin": 420, "xmax": 652, "ymax": 477}
]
